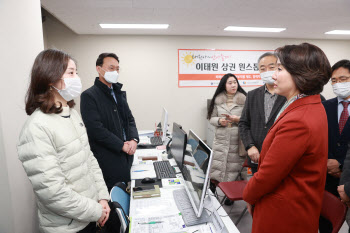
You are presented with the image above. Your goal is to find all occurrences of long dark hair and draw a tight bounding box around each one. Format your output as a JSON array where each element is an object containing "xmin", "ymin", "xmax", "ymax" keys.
[
  {"xmin": 25, "ymin": 49, "xmax": 75, "ymax": 115},
  {"xmin": 207, "ymin": 73, "xmax": 247, "ymax": 119}
]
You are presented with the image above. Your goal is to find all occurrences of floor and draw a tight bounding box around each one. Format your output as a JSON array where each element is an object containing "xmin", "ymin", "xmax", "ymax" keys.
[{"xmin": 215, "ymin": 188, "xmax": 349, "ymax": 233}]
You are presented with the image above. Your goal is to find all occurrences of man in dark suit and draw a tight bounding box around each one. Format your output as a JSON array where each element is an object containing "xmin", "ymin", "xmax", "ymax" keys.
[
  {"xmin": 81, "ymin": 53, "xmax": 139, "ymax": 191},
  {"xmin": 320, "ymin": 59, "xmax": 350, "ymax": 233},
  {"xmin": 239, "ymin": 52, "xmax": 286, "ymax": 174}
]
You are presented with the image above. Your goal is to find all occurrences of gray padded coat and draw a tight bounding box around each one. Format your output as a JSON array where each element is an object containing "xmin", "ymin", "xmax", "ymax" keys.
[
  {"xmin": 209, "ymin": 92, "xmax": 247, "ymax": 182},
  {"xmin": 17, "ymin": 108, "xmax": 110, "ymax": 233}
]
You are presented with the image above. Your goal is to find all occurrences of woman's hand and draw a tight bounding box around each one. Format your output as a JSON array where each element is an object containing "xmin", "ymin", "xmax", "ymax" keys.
[
  {"xmin": 247, "ymin": 203, "xmax": 254, "ymax": 216},
  {"xmin": 219, "ymin": 118, "xmax": 228, "ymax": 127},
  {"xmin": 248, "ymin": 146, "xmax": 260, "ymax": 163},
  {"xmin": 226, "ymin": 115, "xmax": 240, "ymax": 123},
  {"xmin": 98, "ymin": 200, "xmax": 110, "ymax": 227}
]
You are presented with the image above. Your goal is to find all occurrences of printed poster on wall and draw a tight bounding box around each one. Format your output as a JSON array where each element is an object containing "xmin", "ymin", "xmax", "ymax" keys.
[{"xmin": 178, "ymin": 49, "xmax": 273, "ymax": 87}]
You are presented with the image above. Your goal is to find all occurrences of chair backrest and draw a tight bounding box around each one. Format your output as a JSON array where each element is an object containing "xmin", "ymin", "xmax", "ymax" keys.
[
  {"xmin": 110, "ymin": 183, "xmax": 130, "ymax": 233},
  {"xmin": 320, "ymin": 190, "xmax": 347, "ymax": 233},
  {"xmin": 193, "ymin": 149, "xmax": 208, "ymax": 169}
]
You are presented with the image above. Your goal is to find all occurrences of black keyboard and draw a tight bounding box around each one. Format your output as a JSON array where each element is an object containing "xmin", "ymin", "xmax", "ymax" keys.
[
  {"xmin": 153, "ymin": 161, "xmax": 177, "ymax": 179},
  {"xmin": 150, "ymin": 136, "xmax": 163, "ymax": 145}
]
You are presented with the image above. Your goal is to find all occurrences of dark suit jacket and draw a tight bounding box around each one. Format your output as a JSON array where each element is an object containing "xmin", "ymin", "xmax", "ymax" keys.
[
  {"xmin": 239, "ymin": 85, "xmax": 286, "ymax": 168},
  {"xmin": 81, "ymin": 78, "xmax": 139, "ymax": 189},
  {"xmin": 322, "ymin": 97, "xmax": 350, "ymax": 195},
  {"xmin": 340, "ymin": 141, "xmax": 350, "ymax": 197}
]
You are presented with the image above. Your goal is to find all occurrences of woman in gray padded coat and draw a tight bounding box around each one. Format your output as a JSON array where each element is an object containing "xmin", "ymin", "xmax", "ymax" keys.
[
  {"xmin": 207, "ymin": 73, "xmax": 247, "ymax": 205},
  {"xmin": 17, "ymin": 49, "xmax": 110, "ymax": 233}
]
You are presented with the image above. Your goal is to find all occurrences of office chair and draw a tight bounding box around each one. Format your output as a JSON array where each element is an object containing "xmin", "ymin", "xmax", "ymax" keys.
[
  {"xmin": 110, "ymin": 183, "xmax": 130, "ymax": 233},
  {"xmin": 216, "ymin": 159, "xmax": 250, "ymax": 226},
  {"xmin": 320, "ymin": 190, "xmax": 347, "ymax": 233}
]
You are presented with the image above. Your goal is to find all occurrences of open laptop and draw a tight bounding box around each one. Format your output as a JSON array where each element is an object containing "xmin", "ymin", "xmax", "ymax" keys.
[{"xmin": 138, "ymin": 107, "xmax": 168, "ymax": 147}]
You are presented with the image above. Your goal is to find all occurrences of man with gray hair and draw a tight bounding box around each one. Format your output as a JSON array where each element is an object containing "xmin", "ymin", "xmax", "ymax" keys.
[{"xmin": 239, "ymin": 52, "xmax": 286, "ymax": 174}]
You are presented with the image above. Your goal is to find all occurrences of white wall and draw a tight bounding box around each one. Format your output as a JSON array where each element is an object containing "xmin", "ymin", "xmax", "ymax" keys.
[
  {"xmin": 43, "ymin": 13, "xmax": 350, "ymax": 140},
  {"xmin": 0, "ymin": 0, "xmax": 44, "ymax": 232}
]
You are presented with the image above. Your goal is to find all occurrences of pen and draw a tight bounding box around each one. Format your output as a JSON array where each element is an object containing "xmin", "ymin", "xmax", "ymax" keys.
[
  {"xmin": 138, "ymin": 221, "xmax": 163, "ymax": 225},
  {"xmin": 196, "ymin": 175, "xmax": 205, "ymax": 179},
  {"xmin": 133, "ymin": 170, "xmax": 149, "ymax": 172}
]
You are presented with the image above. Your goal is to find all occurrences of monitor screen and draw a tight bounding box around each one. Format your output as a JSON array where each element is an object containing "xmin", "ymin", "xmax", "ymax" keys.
[
  {"xmin": 170, "ymin": 122, "xmax": 187, "ymax": 170},
  {"xmin": 161, "ymin": 107, "xmax": 168, "ymax": 142},
  {"xmin": 182, "ymin": 129, "xmax": 213, "ymax": 217}
]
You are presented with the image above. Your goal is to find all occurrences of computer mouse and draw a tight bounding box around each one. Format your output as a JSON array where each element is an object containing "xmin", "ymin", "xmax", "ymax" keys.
[{"xmin": 141, "ymin": 177, "xmax": 155, "ymax": 184}]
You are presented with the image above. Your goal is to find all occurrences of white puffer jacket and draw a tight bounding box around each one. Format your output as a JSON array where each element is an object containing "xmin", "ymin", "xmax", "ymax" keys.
[{"xmin": 17, "ymin": 107, "xmax": 110, "ymax": 233}]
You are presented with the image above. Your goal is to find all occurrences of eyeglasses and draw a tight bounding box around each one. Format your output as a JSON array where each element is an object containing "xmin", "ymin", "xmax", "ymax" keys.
[{"xmin": 330, "ymin": 76, "xmax": 350, "ymax": 84}]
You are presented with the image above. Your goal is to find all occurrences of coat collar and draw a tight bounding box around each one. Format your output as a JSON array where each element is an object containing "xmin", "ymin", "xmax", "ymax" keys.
[
  {"xmin": 94, "ymin": 77, "xmax": 123, "ymax": 94},
  {"xmin": 215, "ymin": 91, "xmax": 246, "ymax": 111},
  {"xmin": 269, "ymin": 95, "xmax": 321, "ymax": 131}
]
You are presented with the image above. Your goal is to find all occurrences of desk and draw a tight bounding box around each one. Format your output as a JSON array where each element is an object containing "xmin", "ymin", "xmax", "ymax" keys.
[{"xmin": 129, "ymin": 148, "xmax": 240, "ymax": 233}]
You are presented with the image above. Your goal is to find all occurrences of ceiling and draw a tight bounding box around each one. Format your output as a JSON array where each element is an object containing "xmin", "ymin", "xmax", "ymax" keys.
[{"xmin": 41, "ymin": 0, "xmax": 350, "ymax": 39}]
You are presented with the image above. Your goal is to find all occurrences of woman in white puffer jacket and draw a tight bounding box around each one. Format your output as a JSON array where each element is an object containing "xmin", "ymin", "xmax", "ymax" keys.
[{"xmin": 17, "ymin": 49, "xmax": 110, "ymax": 233}]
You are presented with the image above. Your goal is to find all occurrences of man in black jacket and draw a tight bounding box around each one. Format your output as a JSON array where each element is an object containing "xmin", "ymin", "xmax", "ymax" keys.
[
  {"xmin": 81, "ymin": 53, "xmax": 139, "ymax": 191},
  {"xmin": 238, "ymin": 52, "xmax": 286, "ymax": 174}
]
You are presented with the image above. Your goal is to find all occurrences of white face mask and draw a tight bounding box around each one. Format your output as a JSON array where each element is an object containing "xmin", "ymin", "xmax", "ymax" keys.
[
  {"xmin": 52, "ymin": 77, "xmax": 82, "ymax": 101},
  {"xmin": 102, "ymin": 69, "xmax": 119, "ymax": 84},
  {"xmin": 260, "ymin": 70, "xmax": 276, "ymax": 84},
  {"xmin": 333, "ymin": 82, "xmax": 350, "ymax": 99}
]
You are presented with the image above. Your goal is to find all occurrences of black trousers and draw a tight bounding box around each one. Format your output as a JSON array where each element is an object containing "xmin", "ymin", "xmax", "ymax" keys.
[{"xmin": 78, "ymin": 222, "xmax": 97, "ymax": 233}]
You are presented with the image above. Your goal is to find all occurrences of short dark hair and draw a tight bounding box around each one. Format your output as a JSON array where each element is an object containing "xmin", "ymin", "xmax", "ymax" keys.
[
  {"xmin": 258, "ymin": 52, "xmax": 277, "ymax": 64},
  {"xmin": 25, "ymin": 49, "xmax": 75, "ymax": 115},
  {"xmin": 331, "ymin": 59, "xmax": 350, "ymax": 73},
  {"xmin": 275, "ymin": 43, "xmax": 331, "ymax": 95},
  {"xmin": 96, "ymin": 53, "xmax": 119, "ymax": 67}
]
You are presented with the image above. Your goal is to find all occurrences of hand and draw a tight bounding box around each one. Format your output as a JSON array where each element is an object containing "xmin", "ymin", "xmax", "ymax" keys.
[
  {"xmin": 248, "ymin": 146, "xmax": 260, "ymax": 163},
  {"xmin": 338, "ymin": 185, "xmax": 350, "ymax": 206},
  {"xmin": 226, "ymin": 115, "xmax": 240, "ymax": 123},
  {"xmin": 122, "ymin": 143, "xmax": 131, "ymax": 154},
  {"xmin": 126, "ymin": 140, "xmax": 137, "ymax": 155},
  {"xmin": 98, "ymin": 208, "xmax": 107, "ymax": 227},
  {"xmin": 327, "ymin": 159, "xmax": 341, "ymax": 177},
  {"xmin": 98, "ymin": 200, "xmax": 110, "ymax": 227},
  {"xmin": 247, "ymin": 203, "xmax": 254, "ymax": 216},
  {"xmin": 219, "ymin": 118, "xmax": 228, "ymax": 127}
]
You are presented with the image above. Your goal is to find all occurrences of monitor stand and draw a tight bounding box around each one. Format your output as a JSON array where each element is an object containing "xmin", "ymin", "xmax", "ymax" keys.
[{"xmin": 173, "ymin": 189, "xmax": 210, "ymax": 226}]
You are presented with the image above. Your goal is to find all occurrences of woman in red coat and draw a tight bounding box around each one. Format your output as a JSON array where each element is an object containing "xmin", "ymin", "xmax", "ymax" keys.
[{"xmin": 243, "ymin": 43, "xmax": 332, "ymax": 233}]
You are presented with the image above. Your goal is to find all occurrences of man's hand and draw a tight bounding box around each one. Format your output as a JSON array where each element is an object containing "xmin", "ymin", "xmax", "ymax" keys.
[
  {"xmin": 122, "ymin": 143, "xmax": 131, "ymax": 154},
  {"xmin": 126, "ymin": 140, "xmax": 137, "ymax": 155},
  {"xmin": 327, "ymin": 159, "xmax": 341, "ymax": 177},
  {"xmin": 98, "ymin": 200, "xmax": 110, "ymax": 227},
  {"xmin": 219, "ymin": 118, "xmax": 228, "ymax": 127},
  {"xmin": 248, "ymin": 146, "xmax": 260, "ymax": 163},
  {"xmin": 247, "ymin": 203, "xmax": 254, "ymax": 216},
  {"xmin": 338, "ymin": 185, "xmax": 350, "ymax": 207}
]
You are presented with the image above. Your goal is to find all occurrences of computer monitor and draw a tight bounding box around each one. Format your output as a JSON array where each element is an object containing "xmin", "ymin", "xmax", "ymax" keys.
[
  {"xmin": 161, "ymin": 107, "xmax": 168, "ymax": 142},
  {"xmin": 182, "ymin": 129, "xmax": 213, "ymax": 217},
  {"xmin": 170, "ymin": 122, "xmax": 187, "ymax": 170}
]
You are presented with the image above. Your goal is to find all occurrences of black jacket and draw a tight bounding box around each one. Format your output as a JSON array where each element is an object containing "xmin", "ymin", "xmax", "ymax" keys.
[
  {"xmin": 80, "ymin": 78, "xmax": 139, "ymax": 189},
  {"xmin": 238, "ymin": 85, "xmax": 286, "ymax": 168},
  {"xmin": 323, "ymin": 97, "xmax": 350, "ymax": 196}
]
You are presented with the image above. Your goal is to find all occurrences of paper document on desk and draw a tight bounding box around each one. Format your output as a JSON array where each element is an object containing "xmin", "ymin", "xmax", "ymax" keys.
[
  {"xmin": 130, "ymin": 213, "xmax": 185, "ymax": 233},
  {"xmin": 131, "ymin": 164, "xmax": 156, "ymax": 180},
  {"xmin": 131, "ymin": 188, "xmax": 180, "ymax": 217},
  {"xmin": 138, "ymin": 130, "xmax": 154, "ymax": 137}
]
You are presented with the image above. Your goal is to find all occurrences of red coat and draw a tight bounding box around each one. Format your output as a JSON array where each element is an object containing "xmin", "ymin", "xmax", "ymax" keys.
[{"xmin": 243, "ymin": 95, "xmax": 328, "ymax": 233}]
